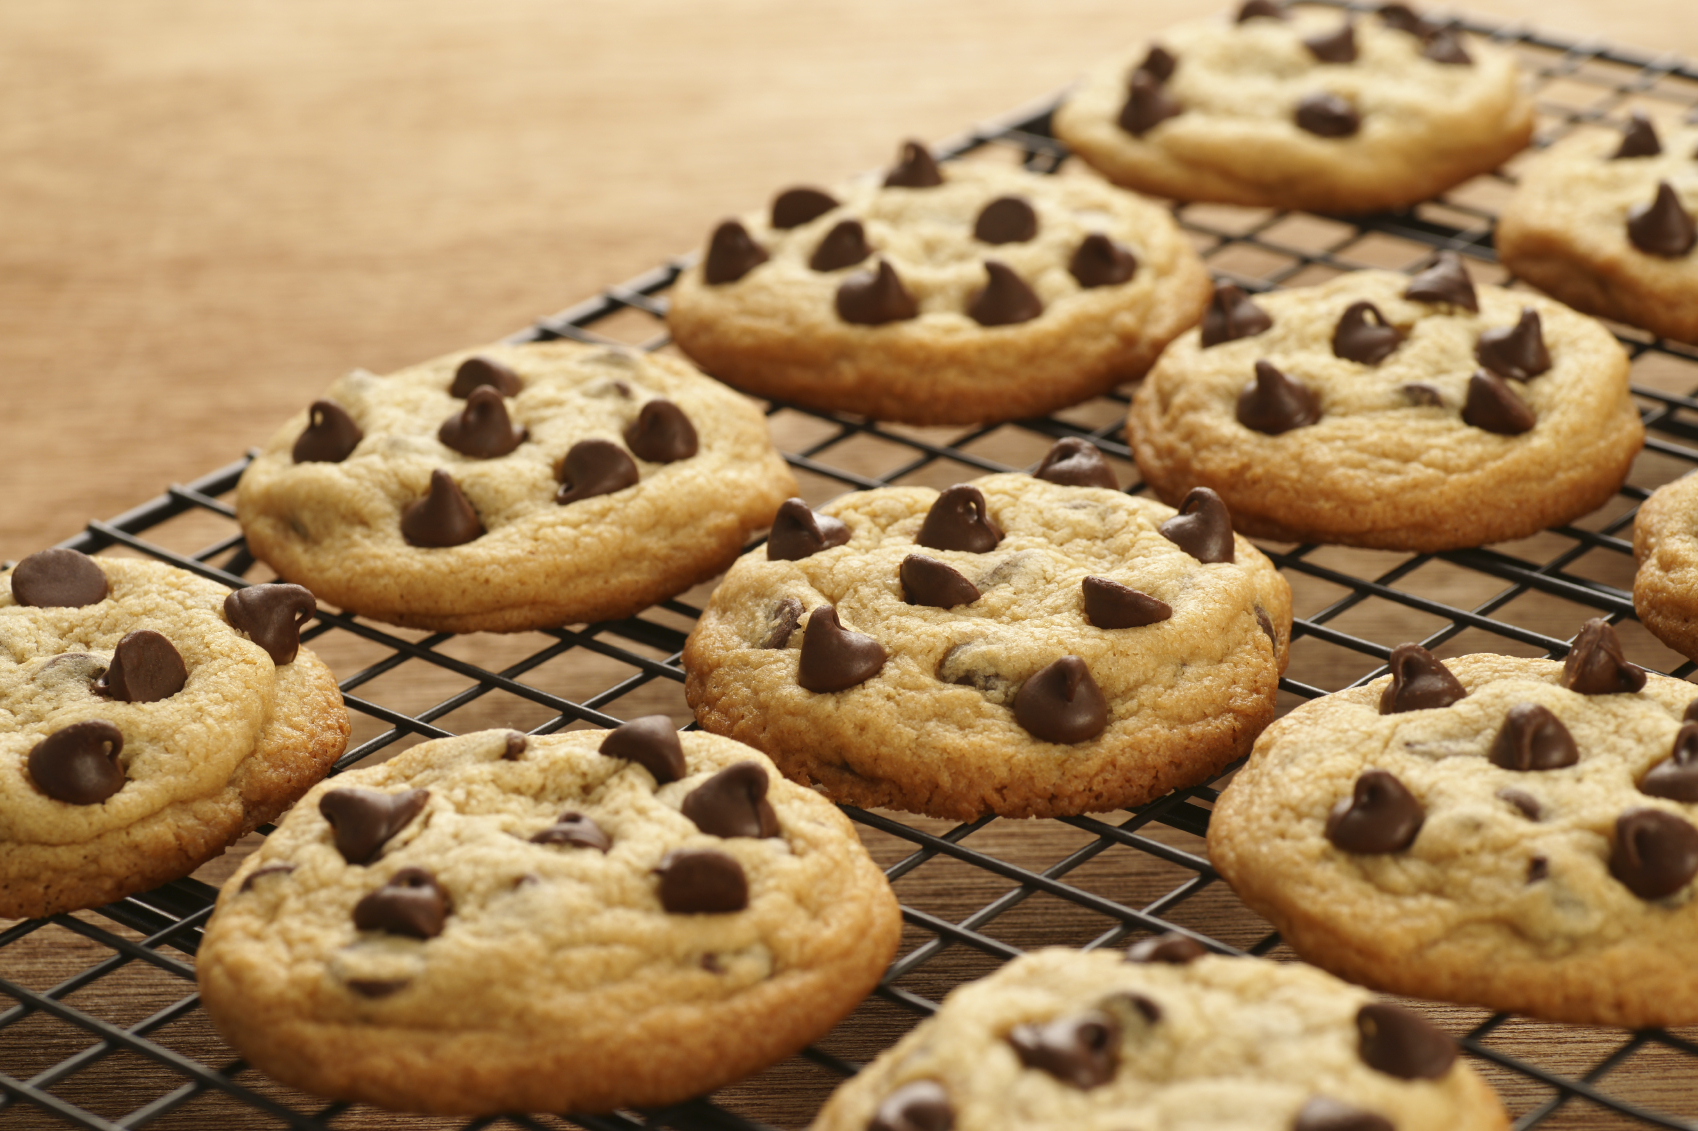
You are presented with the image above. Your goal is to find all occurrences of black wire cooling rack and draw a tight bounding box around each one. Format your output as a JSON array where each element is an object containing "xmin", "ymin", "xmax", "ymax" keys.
[{"xmin": 9, "ymin": 5, "xmax": 1698, "ymax": 1128}]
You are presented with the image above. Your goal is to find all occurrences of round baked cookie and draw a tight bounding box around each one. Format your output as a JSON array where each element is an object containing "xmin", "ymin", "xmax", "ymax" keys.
[
  {"xmin": 235, "ymin": 340, "xmax": 797, "ymax": 633},
  {"xmin": 1633, "ymin": 472, "xmax": 1698, "ymax": 661},
  {"xmin": 1497, "ymin": 112, "xmax": 1698, "ymax": 345},
  {"xmin": 1, "ymin": 549, "xmax": 348, "ymax": 919},
  {"xmin": 1128, "ymin": 267, "xmax": 1643, "ymax": 551},
  {"xmin": 682, "ymin": 445, "xmax": 1292, "ymax": 821},
  {"xmin": 197, "ymin": 723, "xmax": 901, "ymax": 1115},
  {"xmin": 664, "ymin": 144, "xmax": 1211, "ymax": 425},
  {"xmin": 1210, "ymin": 623, "xmax": 1698, "ymax": 1027},
  {"xmin": 812, "ymin": 945, "xmax": 1508, "ymax": 1131}
]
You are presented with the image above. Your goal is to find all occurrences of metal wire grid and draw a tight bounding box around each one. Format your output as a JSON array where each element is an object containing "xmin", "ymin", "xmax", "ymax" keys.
[{"xmin": 7, "ymin": 6, "xmax": 1698, "ymax": 1129}]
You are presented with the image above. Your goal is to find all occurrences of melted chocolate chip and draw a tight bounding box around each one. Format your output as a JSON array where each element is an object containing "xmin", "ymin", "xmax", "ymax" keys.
[
  {"xmin": 624, "ymin": 399, "xmax": 698, "ymax": 463},
  {"xmin": 1379, "ymin": 643, "xmax": 1467, "ymax": 713},
  {"xmin": 1610, "ymin": 808, "xmax": 1698, "ymax": 899},
  {"xmin": 836, "ymin": 260, "xmax": 920, "ymax": 325},
  {"xmin": 1563, "ymin": 618, "xmax": 1647, "ymax": 695},
  {"xmin": 917, "ymin": 485, "xmax": 1003, "ymax": 552},
  {"xmin": 292, "ymin": 400, "xmax": 364, "ymax": 463},
  {"xmin": 884, "ymin": 140, "xmax": 944, "ymax": 188},
  {"xmin": 1403, "ymin": 383, "xmax": 1445, "ymax": 407},
  {"xmin": 1627, "ymin": 181, "xmax": 1697, "ymax": 258},
  {"xmin": 681, "ymin": 761, "xmax": 781, "ymax": 839},
  {"xmin": 798, "ymin": 606, "xmax": 887, "ymax": 692},
  {"xmin": 810, "ymin": 219, "xmax": 873, "ymax": 272},
  {"xmin": 1159, "ymin": 487, "xmax": 1235, "ymax": 564},
  {"xmin": 1296, "ymin": 93, "xmax": 1360, "ymax": 137},
  {"xmin": 1237, "ymin": 0, "xmax": 1285, "ymax": 20},
  {"xmin": 1379, "ymin": 3, "xmax": 1435, "ymax": 37},
  {"xmin": 969, "ymin": 261, "xmax": 1043, "ymax": 327},
  {"xmin": 224, "ymin": 583, "xmax": 316, "ymax": 665},
  {"xmin": 1488, "ymin": 703, "xmax": 1578, "ymax": 771},
  {"xmin": 600, "ymin": 715, "xmax": 687, "ymax": 784},
  {"xmin": 353, "ymin": 867, "xmax": 449, "ymax": 939},
  {"xmin": 1007, "ymin": 1010, "xmax": 1119, "ymax": 1089},
  {"xmin": 1422, "ymin": 29, "xmax": 1471, "ymax": 64},
  {"xmin": 1642, "ymin": 722, "xmax": 1698, "ymax": 802},
  {"xmin": 1527, "ymin": 855, "xmax": 1549, "ymax": 883},
  {"xmin": 1125, "ymin": 931, "xmax": 1206, "ymax": 964},
  {"xmin": 530, "ymin": 811, "xmax": 612, "ymax": 852},
  {"xmin": 10, "ymin": 548, "xmax": 108, "ymax": 608},
  {"xmin": 901, "ymin": 555, "xmax": 981, "ymax": 608},
  {"xmin": 556, "ymin": 438, "xmax": 640, "ymax": 504},
  {"xmin": 1356, "ymin": 1002, "xmax": 1456, "ymax": 1079},
  {"xmin": 96, "ymin": 630, "xmax": 187, "ymax": 703},
  {"xmin": 1118, "ymin": 70, "xmax": 1184, "ymax": 136},
  {"xmin": 656, "ymin": 848, "xmax": 748, "ymax": 913},
  {"xmin": 974, "ymin": 197, "xmax": 1038, "ymax": 245},
  {"xmin": 762, "ymin": 597, "xmax": 804, "ymax": 649},
  {"xmin": 1293, "ymin": 1096, "xmax": 1395, "ymax": 1131},
  {"xmin": 1332, "ymin": 301, "xmax": 1405, "ymax": 366},
  {"xmin": 450, "ymin": 356, "xmax": 523, "ymax": 398},
  {"xmin": 1137, "ymin": 44, "xmax": 1177, "ymax": 83},
  {"xmin": 702, "ymin": 219, "xmax": 769, "ymax": 284},
  {"xmin": 1462, "ymin": 370, "xmax": 1535, "ymax": 435},
  {"xmin": 1035, "ymin": 438, "xmax": 1118, "ymax": 490},
  {"xmin": 1200, "ymin": 284, "xmax": 1274, "ymax": 347},
  {"xmin": 1014, "ymin": 656, "xmax": 1108, "ymax": 744},
  {"xmin": 319, "ymin": 787, "xmax": 430, "ymax": 864},
  {"xmin": 401, "ymin": 470, "xmax": 484, "ymax": 547},
  {"xmin": 1082, "ymin": 576, "xmax": 1172, "ymax": 629},
  {"xmin": 1497, "ymin": 788, "xmax": 1542, "ymax": 820},
  {"xmin": 1476, "ymin": 308, "xmax": 1551, "ymax": 382},
  {"xmin": 1257, "ymin": 606, "xmax": 1279, "ymax": 649},
  {"xmin": 438, "ymin": 386, "xmax": 525, "ymax": 458},
  {"xmin": 347, "ymin": 979, "xmax": 410, "ymax": 998},
  {"xmin": 239, "ymin": 862, "xmax": 296, "ymax": 893},
  {"xmin": 27, "ymin": 720, "xmax": 125, "ymax": 805},
  {"xmin": 1304, "ymin": 22, "xmax": 1358, "ymax": 63},
  {"xmin": 1238, "ymin": 360, "xmax": 1322, "ymax": 434},
  {"xmin": 772, "ymin": 186, "xmax": 838, "ymax": 229},
  {"xmin": 1326, "ymin": 770, "xmax": 1424, "ymax": 854},
  {"xmin": 869, "ymin": 1081, "xmax": 953, "ymax": 1131},
  {"xmin": 1069, "ymin": 234, "xmax": 1138, "ymax": 288},
  {"xmin": 768, "ymin": 498, "xmax": 852, "ymax": 561},
  {"xmin": 1403, "ymin": 251, "xmax": 1479, "ymax": 311},
  {"xmin": 1614, "ymin": 111, "xmax": 1662, "ymax": 159},
  {"xmin": 503, "ymin": 732, "xmax": 528, "ymax": 760}
]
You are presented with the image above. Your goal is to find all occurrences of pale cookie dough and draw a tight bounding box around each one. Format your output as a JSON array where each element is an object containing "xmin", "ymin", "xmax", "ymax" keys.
[
  {"xmin": 1, "ymin": 551, "xmax": 347, "ymax": 919},
  {"xmin": 812, "ymin": 946, "xmax": 1508, "ymax": 1131},
  {"xmin": 1633, "ymin": 472, "xmax": 1698, "ymax": 661},
  {"xmin": 683, "ymin": 460, "xmax": 1291, "ymax": 821},
  {"xmin": 665, "ymin": 151, "xmax": 1210, "ymax": 425},
  {"xmin": 236, "ymin": 340, "xmax": 797, "ymax": 633},
  {"xmin": 1054, "ymin": 2, "xmax": 1533, "ymax": 213},
  {"xmin": 1128, "ymin": 269, "xmax": 1643, "ymax": 551}
]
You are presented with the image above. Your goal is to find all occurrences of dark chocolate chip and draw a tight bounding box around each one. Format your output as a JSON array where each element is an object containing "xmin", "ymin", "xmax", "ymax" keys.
[
  {"xmin": 1379, "ymin": 3, "xmax": 1435, "ymax": 37},
  {"xmin": 10, "ymin": 549, "xmax": 108, "ymax": 608},
  {"xmin": 1379, "ymin": 643, "xmax": 1467, "ymax": 713},
  {"xmin": 530, "ymin": 811, "xmax": 612, "ymax": 852},
  {"xmin": 1356, "ymin": 1002, "xmax": 1456, "ymax": 1079},
  {"xmin": 347, "ymin": 979, "xmax": 410, "ymax": 998},
  {"xmin": 1014, "ymin": 656, "xmax": 1108, "ymax": 744},
  {"xmin": 1326, "ymin": 770, "xmax": 1424, "ymax": 854},
  {"xmin": 1488, "ymin": 703, "xmax": 1578, "ymax": 771},
  {"xmin": 239, "ymin": 862, "xmax": 296, "ymax": 892},
  {"xmin": 1686, "ymin": 698, "xmax": 1698, "ymax": 722},
  {"xmin": 869, "ymin": 1080, "xmax": 953, "ymax": 1131},
  {"xmin": 1137, "ymin": 44, "xmax": 1177, "ymax": 82},
  {"xmin": 1159, "ymin": 487, "xmax": 1235, "ymax": 564},
  {"xmin": 1304, "ymin": 22, "xmax": 1358, "ymax": 63},
  {"xmin": 438, "ymin": 386, "xmax": 526, "ymax": 459},
  {"xmin": 1614, "ymin": 111, "xmax": 1662, "ymax": 159},
  {"xmin": 798, "ymin": 606, "xmax": 886, "ymax": 692},
  {"xmin": 1257, "ymin": 606, "xmax": 1279, "ymax": 649},
  {"xmin": 96, "ymin": 630, "xmax": 187, "ymax": 703},
  {"xmin": 1461, "ymin": 370, "xmax": 1535, "ymax": 435},
  {"xmin": 1295, "ymin": 92, "xmax": 1360, "ymax": 137},
  {"xmin": 1497, "ymin": 788, "xmax": 1542, "ymax": 820},
  {"xmin": 1007, "ymin": 1010, "xmax": 1120, "ymax": 1089},
  {"xmin": 974, "ymin": 197, "xmax": 1038, "ymax": 245},
  {"xmin": 1642, "ymin": 722, "xmax": 1698, "ymax": 802},
  {"xmin": 656, "ymin": 848, "xmax": 748, "ymax": 913},
  {"xmin": 1200, "ymin": 283, "xmax": 1273, "ymax": 347},
  {"xmin": 772, "ymin": 186, "xmax": 838, "ymax": 229},
  {"xmin": 1125, "ymin": 931, "xmax": 1206, "ymax": 964},
  {"xmin": 1527, "ymin": 856, "xmax": 1550, "ymax": 883},
  {"xmin": 1082, "ymin": 576, "xmax": 1172, "ymax": 629},
  {"xmin": 1237, "ymin": 360, "xmax": 1322, "ymax": 434},
  {"xmin": 968, "ymin": 260, "xmax": 1044, "ymax": 327},
  {"xmin": 1610, "ymin": 808, "xmax": 1698, "ymax": 899},
  {"xmin": 810, "ymin": 219, "xmax": 873, "ymax": 272},
  {"xmin": 836, "ymin": 259, "xmax": 920, "ymax": 325},
  {"xmin": 1332, "ymin": 301, "xmax": 1405, "ymax": 366},
  {"xmin": 762, "ymin": 597, "xmax": 804, "ymax": 649},
  {"xmin": 352, "ymin": 867, "xmax": 449, "ymax": 939},
  {"xmin": 701, "ymin": 953, "xmax": 725, "ymax": 973},
  {"xmin": 450, "ymin": 356, "xmax": 522, "ymax": 398},
  {"xmin": 1068, "ymin": 234, "xmax": 1138, "ymax": 288},
  {"xmin": 767, "ymin": 498, "xmax": 852, "ymax": 561},
  {"xmin": 1403, "ymin": 383, "xmax": 1445, "ymax": 407},
  {"xmin": 1034, "ymin": 438, "xmax": 1118, "ymax": 490},
  {"xmin": 1403, "ymin": 251, "xmax": 1479, "ymax": 311},
  {"xmin": 901, "ymin": 555, "xmax": 981, "ymax": 608},
  {"xmin": 600, "ymin": 715, "xmax": 687, "ymax": 784},
  {"xmin": 624, "ymin": 399, "xmax": 698, "ymax": 463},
  {"xmin": 1627, "ymin": 181, "xmax": 1697, "ymax": 258},
  {"xmin": 1118, "ymin": 70, "xmax": 1184, "ymax": 136},
  {"xmin": 1293, "ymin": 1096, "xmax": 1395, "ymax": 1131},
  {"xmin": 503, "ymin": 731, "xmax": 528, "ymax": 760},
  {"xmin": 556, "ymin": 438, "xmax": 640, "ymax": 504},
  {"xmin": 292, "ymin": 400, "xmax": 363, "ymax": 463},
  {"xmin": 703, "ymin": 219, "xmax": 769, "ymax": 284},
  {"xmin": 319, "ymin": 787, "xmax": 430, "ymax": 864},
  {"xmin": 884, "ymin": 140, "xmax": 944, "ymax": 188},
  {"xmin": 1236, "ymin": 0, "xmax": 1285, "ymax": 20},
  {"xmin": 27, "ymin": 720, "xmax": 125, "ymax": 805},
  {"xmin": 681, "ymin": 761, "xmax": 781, "ymax": 839},
  {"xmin": 1476, "ymin": 308, "xmax": 1551, "ymax": 381},
  {"xmin": 402, "ymin": 470, "xmax": 484, "ymax": 547},
  {"xmin": 917, "ymin": 485, "xmax": 1003, "ymax": 553},
  {"xmin": 1563, "ymin": 618, "xmax": 1647, "ymax": 695},
  {"xmin": 1422, "ymin": 29, "xmax": 1471, "ymax": 64},
  {"xmin": 224, "ymin": 583, "xmax": 316, "ymax": 665}
]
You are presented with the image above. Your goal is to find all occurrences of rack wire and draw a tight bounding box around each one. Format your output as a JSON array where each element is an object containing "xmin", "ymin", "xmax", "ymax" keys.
[{"xmin": 7, "ymin": 4, "xmax": 1698, "ymax": 1127}]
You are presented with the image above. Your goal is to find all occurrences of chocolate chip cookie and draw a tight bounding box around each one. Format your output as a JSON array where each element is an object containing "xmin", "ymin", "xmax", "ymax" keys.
[
  {"xmin": 1632, "ymin": 472, "xmax": 1698, "ymax": 662},
  {"xmin": 1054, "ymin": 2, "xmax": 1533, "ymax": 213},
  {"xmin": 1211, "ymin": 622, "xmax": 1698, "ymax": 1027},
  {"xmin": 1128, "ymin": 267, "xmax": 1643, "ymax": 551},
  {"xmin": 664, "ymin": 144, "xmax": 1210, "ymax": 425},
  {"xmin": 682, "ymin": 443, "xmax": 1291, "ymax": 820},
  {"xmin": 236, "ymin": 340, "xmax": 797, "ymax": 633},
  {"xmin": 812, "ymin": 945, "xmax": 1508, "ymax": 1131},
  {"xmin": 1, "ymin": 549, "xmax": 347, "ymax": 919}
]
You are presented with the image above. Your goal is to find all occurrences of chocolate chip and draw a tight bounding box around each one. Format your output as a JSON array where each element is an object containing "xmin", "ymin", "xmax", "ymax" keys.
[
  {"xmin": 1236, "ymin": 0, "xmax": 1285, "ymax": 20},
  {"xmin": 600, "ymin": 715, "xmax": 687, "ymax": 784},
  {"xmin": 530, "ymin": 811, "xmax": 612, "ymax": 852},
  {"xmin": 1034, "ymin": 438, "xmax": 1118, "ymax": 490},
  {"xmin": 836, "ymin": 259, "xmax": 920, "ymax": 325},
  {"xmin": 1497, "ymin": 788, "xmax": 1542, "ymax": 820},
  {"xmin": 1379, "ymin": 643, "xmax": 1466, "ymax": 713},
  {"xmin": 1295, "ymin": 93, "xmax": 1359, "ymax": 137},
  {"xmin": 1136, "ymin": 44, "xmax": 1177, "ymax": 83},
  {"xmin": 682, "ymin": 761, "xmax": 781, "ymax": 839},
  {"xmin": 974, "ymin": 197, "xmax": 1038, "ymax": 245},
  {"xmin": 1527, "ymin": 856, "xmax": 1550, "ymax": 883},
  {"xmin": 1238, "ymin": 360, "xmax": 1322, "ymax": 434},
  {"xmin": 224, "ymin": 583, "xmax": 316, "ymax": 665},
  {"xmin": 1118, "ymin": 70, "xmax": 1183, "ymax": 136},
  {"xmin": 1422, "ymin": 29, "xmax": 1471, "ymax": 64},
  {"xmin": 1686, "ymin": 698, "xmax": 1698, "ymax": 723},
  {"xmin": 347, "ymin": 979, "xmax": 410, "ymax": 998},
  {"xmin": 438, "ymin": 386, "xmax": 526, "ymax": 459},
  {"xmin": 27, "ymin": 720, "xmax": 125, "ymax": 805},
  {"xmin": 1461, "ymin": 370, "xmax": 1535, "ymax": 436},
  {"xmin": 1158, "ymin": 487, "xmax": 1235, "ymax": 564},
  {"xmin": 1356, "ymin": 1002, "xmax": 1455, "ymax": 1079},
  {"xmin": 1628, "ymin": 181, "xmax": 1697, "ymax": 258},
  {"xmin": 10, "ymin": 549, "xmax": 108, "ymax": 608},
  {"xmin": 1379, "ymin": 3, "xmax": 1435, "ymax": 37},
  {"xmin": 95, "ymin": 630, "xmax": 187, "ymax": 703},
  {"xmin": 1326, "ymin": 770, "xmax": 1423, "ymax": 854},
  {"xmin": 502, "ymin": 732, "xmax": 528, "ymax": 760},
  {"xmin": 1403, "ymin": 251, "xmax": 1478, "ymax": 311},
  {"xmin": 798, "ymin": 606, "xmax": 886, "ymax": 692},
  {"xmin": 1007, "ymin": 1010, "xmax": 1119, "ymax": 1089},
  {"xmin": 767, "ymin": 498, "xmax": 851, "ymax": 560},
  {"xmin": 884, "ymin": 140, "xmax": 944, "ymax": 188},
  {"xmin": 1069, "ymin": 234, "xmax": 1138, "ymax": 288},
  {"xmin": 917, "ymin": 485, "xmax": 1003, "ymax": 552},
  {"xmin": 1563, "ymin": 618, "xmax": 1647, "ymax": 695},
  {"xmin": 449, "ymin": 356, "xmax": 522, "ymax": 398},
  {"xmin": 1304, "ymin": 22, "xmax": 1357, "ymax": 63},
  {"xmin": 968, "ymin": 261, "xmax": 1043, "ymax": 327},
  {"xmin": 292, "ymin": 400, "xmax": 363, "ymax": 463},
  {"xmin": 623, "ymin": 399, "xmax": 698, "ymax": 464},
  {"xmin": 1614, "ymin": 111, "xmax": 1663, "ymax": 160},
  {"xmin": 772, "ymin": 186, "xmax": 838, "ymax": 229},
  {"xmin": 1082, "ymin": 576, "xmax": 1172, "ymax": 629},
  {"xmin": 1403, "ymin": 383, "xmax": 1445, "ymax": 407},
  {"xmin": 1476, "ymin": 308, "xmax": 1551, "ymax": 382},
  {"xmin": 700, "ymin": 953, "xmax": 725, "ymax": 973},
  {"xmin": 353, "ymin": 867, "xmax": 449, "ymax": 939},
  {"xmin": 555, "ymin": 438, "xmax": 640, "ymax": 504},
  {"xmin": 1257, "ymin": 606, "xmax": 1279, "ymax": 649},
  {"xmin": 869, "ymin": 1081, "xmax": 953, "ymax": 1131},
  {"xmin": 1125, "ymin": 931, "xmax": 1206, "ymax": 964},
  {"xmin": 1488, "ymin": 703, "xmax": 1578, "ymax": 771},
  {"xmin": 1293, "ymin": 1096, "xmax": 1395, "ymax": 1131},
  {"xmin": 656, "ymin": 848, "xmax": 748, "ymax": 913},
  {"xmin": 762, "ymin": 597, "xmax": 804, "ymax": 649},
  {"xmin": 401, "ymin": 470, "xmax": 484, "ymax": 546},
  {"xmin": 901, "ymin": 555, "xmax": 981, "ymax": 608},
  {"xmin": 810, "ymin": 219, "xmax": 872, "ymax": 272},
  {"xmin": 1200, "ymin": 283, "xmax": 1273, "ymax": 347},
  {"xmin": 319, "ymin": 787, "xmax": 430, "ymax": 864},
  {"xmin": 1642, "ymin": 722, "xmax": 1698, "ymax": 802},
  {"xmin": 702, "ymin": 219, "xmax": 769, "ymax": 284},
  {"xmin": 239, "ymin": 862, "xmax": 296, "ymax": 893},
  {"xmin": 1610, "ymin": 808, "xmax": 1698, "ymax": 899},
  {"xmin": 1014, "ymin": 656, "xmax": 1108, "ymax": 744},
  {"xmin": 1332, "ymin": 301, "xmax": 1405, "ymax": 366}
]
